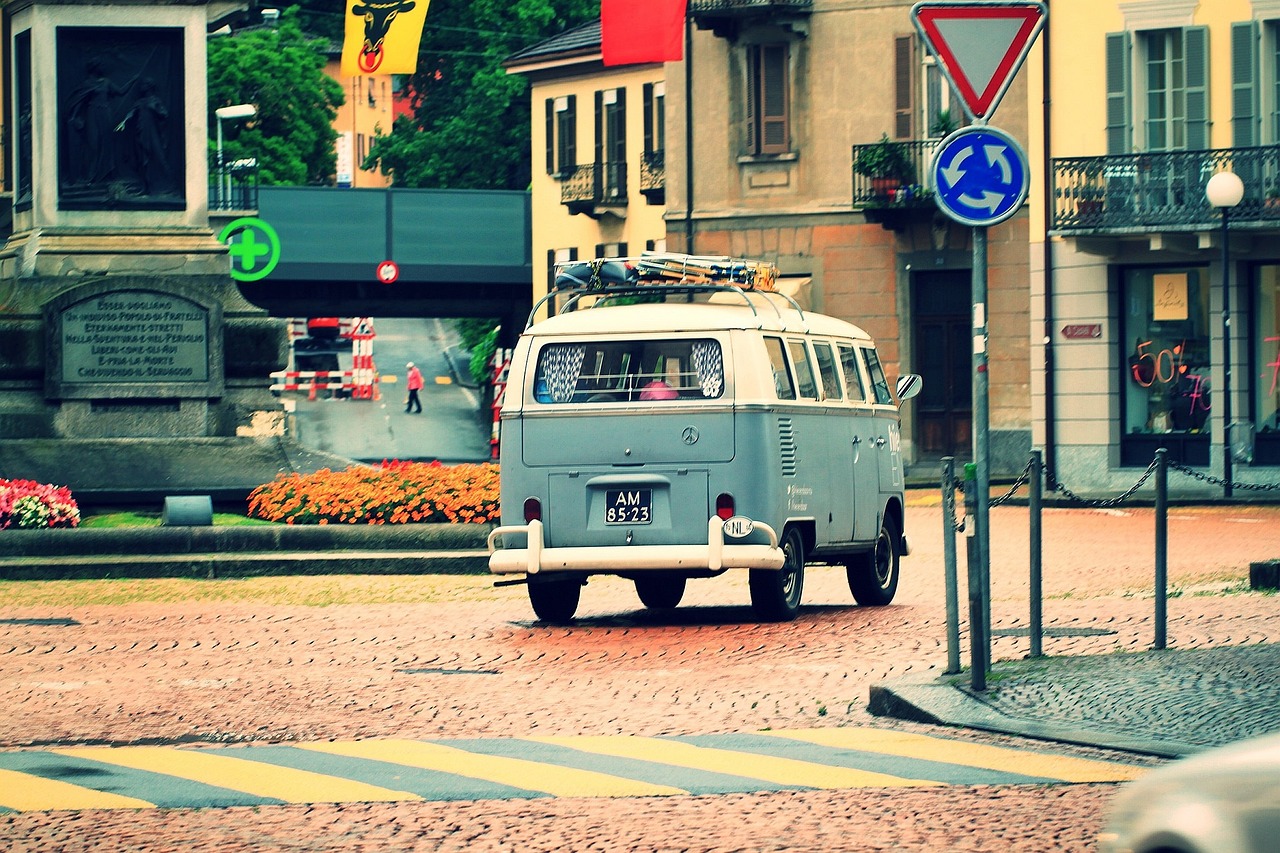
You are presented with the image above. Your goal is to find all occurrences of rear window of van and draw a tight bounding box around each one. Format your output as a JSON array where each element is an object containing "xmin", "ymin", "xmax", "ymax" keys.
[{"xmin": 534, "ymin": 339, "xmax": 724, "ymax": 403}]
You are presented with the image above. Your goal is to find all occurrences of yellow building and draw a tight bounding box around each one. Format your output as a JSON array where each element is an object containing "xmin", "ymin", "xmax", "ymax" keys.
[
  {"xmin": 324, "ymin": 55, "xmax": 395, "ymax": 189},
  {"xmin": 1036, "ymin": 0, "xmax": 1280, "ymax": 492}
]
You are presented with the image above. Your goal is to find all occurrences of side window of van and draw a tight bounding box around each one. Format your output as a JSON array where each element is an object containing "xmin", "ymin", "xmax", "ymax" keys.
[
  {"xmin": 786, "ymin": 339, "xmax": 819, "ymax": 399},
  {"xmin": 838, "ymin": 343, "xmax": 867, "ymax": 402},
  {"xmin": 534, "ymin": 339, "xmax": 725, "ymax": 403},
  {"xmin": 765, "ymin": 337, "xmax": 795, "ymax": 399},
  {"xmin": 861, "ymin": 347, "xmax": 894, "ymax": 404},
  {"xmin": 812, "ymin": 341, "xmax": 842, "ymax": 400}
]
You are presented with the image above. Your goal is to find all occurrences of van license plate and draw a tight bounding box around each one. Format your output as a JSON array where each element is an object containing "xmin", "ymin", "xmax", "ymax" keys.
[{"xmin": 605, "ymin": 489, "xmax": 652, "ymax": 524}]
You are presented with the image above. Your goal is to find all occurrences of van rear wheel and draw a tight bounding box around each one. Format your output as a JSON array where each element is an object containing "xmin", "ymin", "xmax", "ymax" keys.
[
  {"xmin": 750, "ymin": 528, "xmax": 805, "ymax": 621},
  {"xmin": 635, "ymin": 574, "xmax": 686, "ymax": 609},
  {"xmin": 528, "ymin": 575, "xmax": 582, "ymax": 623},
  {"xmin": 846, "ymin": 516, "xmax": 900, "ymax": 606}
]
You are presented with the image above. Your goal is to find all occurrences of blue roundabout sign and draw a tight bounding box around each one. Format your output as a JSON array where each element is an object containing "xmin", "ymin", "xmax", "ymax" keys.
[{"xmin": 931, "ymin": 125, "xmax": 1029, "ymax": 227}]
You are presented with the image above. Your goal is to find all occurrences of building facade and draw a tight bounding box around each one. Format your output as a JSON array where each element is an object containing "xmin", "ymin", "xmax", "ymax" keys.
[{"xmin": 1037, "ymin": 0, "xmax": 1280, "ymax": 493}]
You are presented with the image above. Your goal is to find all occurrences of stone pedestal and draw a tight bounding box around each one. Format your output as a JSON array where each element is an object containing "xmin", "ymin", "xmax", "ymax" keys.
[{"xmin": 0, "ymin": 1, "xmax": 323, "ymax": 501}]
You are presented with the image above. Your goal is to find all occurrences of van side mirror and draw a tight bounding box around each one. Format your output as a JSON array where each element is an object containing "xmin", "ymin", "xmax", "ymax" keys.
[{"xmin": 895, "ymin": 373, "xmax": 922, "ymax": 403}]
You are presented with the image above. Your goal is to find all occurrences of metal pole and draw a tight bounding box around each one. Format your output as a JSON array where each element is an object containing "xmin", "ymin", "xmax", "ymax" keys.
[
  {"xmin": 1221, "ymin": 208, "xmax": 1233, "ymax": 498},
  {"xmin": 683, "ymin": 18, "xmax": 695, "ymax": 254},
  {"xmin": 972, "ymin": 226, "xmax": 992, "ymax": 671},
  {"xmin": 1029, "ymin": 449, "xmax": 1043, "ymax": 657},
  {"xmin": 1154, "ymin": 447, "xmax": 1168, "ymax": 650},
  {"xmin": 217, "ymin": 117, "xmax": 225, "ymax": 209},
  {"xmin": 942, "ymin": 457, "xmax": 960, "ymax": 674},
  {"xmin": 964, "ymin": 463, "xmax": 986, "ymax": 691}
]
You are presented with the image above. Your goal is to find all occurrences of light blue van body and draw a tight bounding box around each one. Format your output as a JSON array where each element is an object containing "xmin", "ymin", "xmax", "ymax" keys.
[{"xmin": 488, "ymin": 284, "xmax": 919, "ymax": 622}]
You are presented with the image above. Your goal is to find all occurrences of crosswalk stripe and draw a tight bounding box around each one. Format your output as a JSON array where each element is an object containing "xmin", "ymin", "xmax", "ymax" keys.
[
  {"xmin": 762, "ymin": 728, "xmax": 1149, "ymax": 783},
  {"xmin": 50, "ymin": 746, "xmax": 422, "ymax": 804},
  {"xmin": 0, "ymin": 767, "xmax": 153, "ymax": 811},
  {"xmin": 298, "ymin": 739, "xmax": 687, "ymax": 798},
  {"xmin": 529, "ymin": 734, "xmax": 942, "ymax": 789}
]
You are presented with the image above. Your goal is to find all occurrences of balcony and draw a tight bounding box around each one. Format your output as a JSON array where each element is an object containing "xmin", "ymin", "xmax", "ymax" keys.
[
  {"xmin": 689, "ymin": 0, "xmax": 812, "ymax": 38},
  {"xmin": 561, "ymin": 162, "xmax": 628, "ymax": 218},
  {"xmin": 1051, "ymin": 145, "xmax": 1280, "ymax": 236},
  {"xmin": 640, "ymin": 151, "xmax": 665, "ymax": 203},
  {"xmin": 851, "ymin": 138, "xmax": 942, "ymax": 231},
  {"xmin": 209, "ymin": 154, "xmax": 259, "ymax": 211}
]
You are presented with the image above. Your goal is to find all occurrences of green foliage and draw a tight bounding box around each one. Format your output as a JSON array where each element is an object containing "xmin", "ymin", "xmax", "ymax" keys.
[
  {"xmin": 853, "ymin": 134, "xmax": 915, "ymax": 182},
  {"xmin": 207, "ymin": 6, "xmax": 344, "ymax": 185},
  {"xmin": 364, "ymin": 0, "xmax": 598, "ymax": 189},
  {"xmin": 469, "ymin": 325, "xmax": 501, "ymax": 385}
]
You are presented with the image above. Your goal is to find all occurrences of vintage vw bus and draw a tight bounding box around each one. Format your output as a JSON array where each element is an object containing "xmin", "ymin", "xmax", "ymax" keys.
[{"xmin": 487, "ymin": 254, "xmax": 921, "ymax": 622}]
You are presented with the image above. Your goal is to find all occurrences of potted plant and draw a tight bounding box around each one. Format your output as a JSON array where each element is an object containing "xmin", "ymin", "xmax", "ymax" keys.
[
  {"xmin": 854, "ymin": 134, "xmax": 915, "ymax": 198},
  {"xmin": 929, "ymin": 108, "xmax": 958, "ymax": 137}
]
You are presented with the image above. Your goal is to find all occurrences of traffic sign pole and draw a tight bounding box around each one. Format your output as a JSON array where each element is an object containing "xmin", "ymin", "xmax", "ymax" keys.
[{"xmin": 972, "ymin": 227, "xmax": 992, "ymax": 673}]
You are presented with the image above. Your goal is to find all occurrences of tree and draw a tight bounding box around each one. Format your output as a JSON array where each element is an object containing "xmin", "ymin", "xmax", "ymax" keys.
[
  {"xmin": 364, "ymin": 0, "xmax": 597, "ymax": 189},
  {"xmin": 207, "ymin": 6, "xmax": 344, "ymax": 185}
]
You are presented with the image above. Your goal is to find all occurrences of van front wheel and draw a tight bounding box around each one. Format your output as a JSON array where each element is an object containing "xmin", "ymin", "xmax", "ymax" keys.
[
  {"xmin": 846, "ymin": 516, "xmax": 900, "ymax": 606},
  {"xmin": 635, "ymin": 574, "xmax": 686, "ymax": 609},
  {"xmin": 528, "ymin": 575, "xmax": 582, "ymax": 623},
  {"xmin": 750, "ymin": 528, "xmax": 805, "ymax": 621}
]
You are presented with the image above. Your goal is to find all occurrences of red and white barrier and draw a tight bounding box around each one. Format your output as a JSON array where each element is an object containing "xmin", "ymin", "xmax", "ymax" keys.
[
  {"xmin": 348, "ymin": 318, "xmax": 377, "ymax": 400},
  {"xmin": 279, "ymin": 317, "xmax": 379, "ymax": 401},
  {"xmin": 489, "ymin": 348, "xmax": 511, "ymax": 461},
  {"xmin": 270, "ymin": 370, "xmax": 355, "ymax": 400}
]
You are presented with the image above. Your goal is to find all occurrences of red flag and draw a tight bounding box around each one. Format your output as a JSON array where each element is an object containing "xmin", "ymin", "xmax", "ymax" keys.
[{"xmin": 601, "ymin": 0, "xmax": 687, "ymax": 67}]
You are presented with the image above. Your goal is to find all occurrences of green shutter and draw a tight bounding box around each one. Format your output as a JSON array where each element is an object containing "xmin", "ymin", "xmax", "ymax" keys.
[
  {"xmin": 1231, "ymin": 21, "xmax": 1258, "ymax": 147},
  {"xmin": 545, "ymin": 99, "xmax": 555, "ymax": 175},
  {"xmin": 643, "ymin": 83, "xmax": 654, "ymax": 155},
  {"xmin": 1105, "ymin": 32, "xmax": 1131, "ymax": 155},
  {"xmin": 1183, "ymin": 26, "xmax": 1209, "ymax": 150}
]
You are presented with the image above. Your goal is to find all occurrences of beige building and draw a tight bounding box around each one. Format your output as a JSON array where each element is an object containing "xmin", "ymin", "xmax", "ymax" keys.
[{"xmin": 323, "ymin": 52, "xmax": 395, "ymax": 189}]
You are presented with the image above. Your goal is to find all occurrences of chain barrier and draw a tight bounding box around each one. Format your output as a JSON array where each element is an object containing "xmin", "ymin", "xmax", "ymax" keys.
[
  {"xmin": 1049, "ymin": 457, "xmax": 1160, "ymax": 508},
  {"xmin": 944, "ymin": 478, "xmax": 965, "ymax": 533},
  {"xmin": 989, "ymin": 459, "xmax": 1034, "ymax": 508},
  {"xmin": 1166, "ymin": 460, "xmax": 1280, "ymax": 492}
]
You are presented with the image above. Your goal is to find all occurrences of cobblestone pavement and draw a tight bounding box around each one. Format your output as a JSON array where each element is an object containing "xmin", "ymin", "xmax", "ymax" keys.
[{"xmin": 1, "ymin": 499, "xmax": 1278, "ymax": 851}]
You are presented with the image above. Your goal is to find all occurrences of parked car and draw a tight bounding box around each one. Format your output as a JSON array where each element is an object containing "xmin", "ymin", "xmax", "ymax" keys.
[{"xmin": 1098, "ymin": 730, "xmax": 1280, "ymax": 853}]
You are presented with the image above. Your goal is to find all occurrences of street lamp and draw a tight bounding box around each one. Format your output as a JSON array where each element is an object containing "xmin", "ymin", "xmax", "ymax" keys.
[
  {"xmin": 1206, "ymin": 169, "xmax": 1244, "ymax": 498},
  {"xmin": 215, "ymin": 103, "xmax": 257, "ymax": 208}
]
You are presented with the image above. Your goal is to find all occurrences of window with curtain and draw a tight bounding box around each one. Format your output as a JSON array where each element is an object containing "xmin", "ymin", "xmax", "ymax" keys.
[{"xmin": 533, "ymin": 339, "xmax": 724, "ymax": 404}]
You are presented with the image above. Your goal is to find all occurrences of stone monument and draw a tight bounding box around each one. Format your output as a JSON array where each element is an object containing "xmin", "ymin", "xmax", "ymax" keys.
[{"xmin": 0, "ymin": 0, "xmax": 348, "ymax": 505}]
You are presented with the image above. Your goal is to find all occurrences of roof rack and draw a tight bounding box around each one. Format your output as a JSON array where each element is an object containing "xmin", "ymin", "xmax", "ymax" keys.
[{"xmin": 527, "ymin": 253, "xmax": 803, "ymax": 329}]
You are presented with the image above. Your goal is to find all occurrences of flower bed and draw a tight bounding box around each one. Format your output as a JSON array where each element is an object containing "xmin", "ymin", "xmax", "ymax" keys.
[
  {"xmin": 247, "ymin": 460, "xmax": 500, "ymax": 525},
  {"xmin": 0, "ymin": 479, "xmax": 81, "ymax": 529}
]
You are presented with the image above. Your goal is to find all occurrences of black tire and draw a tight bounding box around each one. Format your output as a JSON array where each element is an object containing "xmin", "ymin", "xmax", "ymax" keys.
[
  {"xmin": 635, "ymin": 573, "xmax": 686, "ymax": 609},
  {"xmin": 847, "ymin": 515, "xmax": 901, "ymax": 606},
  {"xmin": 528, "ymin": 575, "xmax": 582, "ymax": 623},
  {"xmin": 750, "ymin": 527, "xmax": 805, "ymax": 621}
]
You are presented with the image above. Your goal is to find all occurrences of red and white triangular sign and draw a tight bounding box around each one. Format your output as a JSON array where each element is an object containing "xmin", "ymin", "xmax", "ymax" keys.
[{"xmin": 912, "ymin": 2, "xmax": 1046, "ymax": 121}]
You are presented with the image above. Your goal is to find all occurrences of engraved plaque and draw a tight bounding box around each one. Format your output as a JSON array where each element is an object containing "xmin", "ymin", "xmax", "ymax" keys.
[{"xmin": 61, "ymin": 292, "xmax": 209, "ymax": 383}]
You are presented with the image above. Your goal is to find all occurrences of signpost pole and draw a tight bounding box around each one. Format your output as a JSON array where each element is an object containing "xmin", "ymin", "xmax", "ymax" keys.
[{"xmin": 972, "ymin": 225, "xmax": 992, "ymax": 672}]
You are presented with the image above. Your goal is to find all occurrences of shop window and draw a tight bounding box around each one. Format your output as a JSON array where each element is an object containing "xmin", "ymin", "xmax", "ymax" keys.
[
  {"xmin": 1255, "ymin": 264, "xmax": 1280, "ymax": 464},
  {"xmin": 1121, "ymin": 267, "xmax": 1211, "ymax": 466}
]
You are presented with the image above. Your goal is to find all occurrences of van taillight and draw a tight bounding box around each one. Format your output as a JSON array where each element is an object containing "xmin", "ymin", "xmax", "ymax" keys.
[
  {"xmin": 715, "ymin": 493, "xmax": 735, "ymax": 520},
  {"xmin": 523, "ymin": 498, "xmax": 542, "ymax": 522}
]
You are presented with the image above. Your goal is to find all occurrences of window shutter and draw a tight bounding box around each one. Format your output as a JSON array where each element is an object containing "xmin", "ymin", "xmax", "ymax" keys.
[
  {"xmin": 1105, "ymin": 32, "xmax": 1132, "ymax": 155},
  {"xmin": 545, "ymin": 99, "xmax": 555, "ymax": 175},
  {"xmin": 614, "ymin": 87, "xmax": 628, "ymax": 164},
  {"xmin": 1183, "ymin": 26, "xmax": 1209, "ymax": 150},
  {"xmin": 558, "ymin": 95, "xmax": 577, "ymax": 172},
  {"xmin": 594, "ymin": 90, "xmax": 604, "ymax": 167},
  {"xmin": 746, "ymin": 47, "xmax": 759, "ymax": 153},
  {"xmin": 643, "ymin": 83, "xmax": 654, "ymax": 154},
  {"xmin": 760, "ymin": 44, "xmax": 789, "ymax": 154},
  {"xmin": 547, "ymin": 248, "xmax": 556, "ymax": 293},
  {"xmin": 1231, "ymin": 21, "xmax": 1258, "ymax": 147},
  {"xmin": 895, "ymin": 35, "xmax": 914, "ymax": 139}
]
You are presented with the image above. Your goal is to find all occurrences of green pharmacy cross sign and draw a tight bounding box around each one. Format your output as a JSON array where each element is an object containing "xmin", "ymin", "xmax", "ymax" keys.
[{"xmin": 219, "ymin": 216, "xmax": 281, "ymax": 282}]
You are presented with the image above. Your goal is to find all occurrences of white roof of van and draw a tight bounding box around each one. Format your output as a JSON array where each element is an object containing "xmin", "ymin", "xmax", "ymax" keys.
[{"xmin": 524, "ymin": 299, "xmax": 872, "ymax": 340}]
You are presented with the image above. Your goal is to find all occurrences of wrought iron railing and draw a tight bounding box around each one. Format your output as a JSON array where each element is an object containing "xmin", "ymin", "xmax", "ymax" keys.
[
  {"xmin": 850, "ymin": 138, "xmax": 943, "ymax": 207},
  {"xmin": 1051, "ymin": 145, "xmax": 1280, "ymax": 232},
  {"xmin": 208, "ymin": 154, "xmax": 259, "ymax": 211},
  {"xmin": 640, "ymin": 151, "xmax": 664, "ymax": 195},
  {"xmin": 561, "ymin": 162, "xmax": 628, "ymax": 208},
  {"xmin": 688, "ymin": 0, "xmax": 813, "ymax": 14}
]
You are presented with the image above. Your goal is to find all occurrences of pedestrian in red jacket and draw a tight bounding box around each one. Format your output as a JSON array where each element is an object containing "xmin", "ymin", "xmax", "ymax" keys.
[{"xmin": 405, "ymin": 362, "xmax": 424, "ymax": 413}]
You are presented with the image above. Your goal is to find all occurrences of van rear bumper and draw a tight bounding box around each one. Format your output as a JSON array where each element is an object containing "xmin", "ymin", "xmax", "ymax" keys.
[{"xmin": 487, "ymin": 517, "xmax": 786, "ymax": 575}]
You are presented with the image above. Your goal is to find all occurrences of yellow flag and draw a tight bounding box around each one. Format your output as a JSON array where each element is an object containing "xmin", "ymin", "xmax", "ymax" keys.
[{"xmin": 341, "ymin": 0, "xmax": 430, "ymax": 76}]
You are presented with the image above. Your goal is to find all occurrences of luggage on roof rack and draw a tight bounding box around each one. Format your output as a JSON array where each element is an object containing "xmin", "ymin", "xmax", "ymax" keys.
[{"xmin": 552, "ymin": 253, "xmax": 778, "ymax": 293}]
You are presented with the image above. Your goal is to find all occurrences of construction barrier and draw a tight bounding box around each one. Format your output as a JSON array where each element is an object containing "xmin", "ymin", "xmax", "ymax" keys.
[
  {"xmin": 348, "ymin": 318, "xmax": 377, "ymax": 400},
  {"xmin": 489, "ymin": 349, "xmax": 511, "ymax": 461},
  {"xmin": 279, "ymin": 317, "xmax": 379, "ymax": 401},
  {"xmin": 269, "ymin": 370, "xmax": 355, "ymax": 400}
]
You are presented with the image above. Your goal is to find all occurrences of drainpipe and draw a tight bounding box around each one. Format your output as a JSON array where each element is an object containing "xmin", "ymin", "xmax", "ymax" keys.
[
  {"xmin": 1041, "ymin": 3, "xmax": 1057, "ymax": 487},
  {"xmin": 684, "ymin": 17, "xmax": 695, "ymax": 254}
]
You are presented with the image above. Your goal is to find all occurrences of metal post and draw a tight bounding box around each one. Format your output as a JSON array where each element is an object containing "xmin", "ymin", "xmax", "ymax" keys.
[
  {"xmin": 1029, "ymin": 449, "xmax": 1043, "ymax": 658},
  {"xmin": 1221, "ymin": 208, "xmax": 1234, "ymax": 498},
  {"xmin": 964, "ymin": 462, "xmax": 986, "ymax": 691},
  {"xmin": 216, "ymin": 116, "xmax": 225, "ymax": 209},
  {"xmin": 942, "ymin": 457, "xmax": 960, "ymax": 674},
  {"xmin": 972, "ymin": 226, "xmax": 992, "ymax": 673},
  {"xmin": 1154, "ymin": 448, "xmax": 1168, "ymax": 650}
]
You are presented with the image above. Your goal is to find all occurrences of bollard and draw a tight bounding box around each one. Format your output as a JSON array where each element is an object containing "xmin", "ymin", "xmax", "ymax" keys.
[
  {"xmin": 942, "ymin": 457, "xmax": 960, "ymax": 674},
  {"xmin": 162, "ymin": 495, "xmax": 213, "ymax": 526},
  {"xmin": 1029, "ymin": 449, "xmax": 1043, "ymax": 658},
  {"xmin": 1154, "ymin": 448, "xmax": 1168, "ymax": 650},
  {"xmin": 964, "ymin": 463, "xmax": 986, "ymax": 691}
]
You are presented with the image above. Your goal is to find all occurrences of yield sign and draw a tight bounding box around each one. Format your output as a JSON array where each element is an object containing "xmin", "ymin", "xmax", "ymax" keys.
[{"xmin": 911, "ymin": 2, "xmax": 1046, "ymax": 121}]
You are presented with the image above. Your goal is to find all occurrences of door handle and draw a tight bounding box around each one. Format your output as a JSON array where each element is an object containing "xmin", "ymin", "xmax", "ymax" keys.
[
  {"xmin": 874, "ymin": 436, "xmax": 886, "ymax": 448},
  {"xmin": 852, "ymin": 435, "xmax": 862, "ymax": 445}
]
